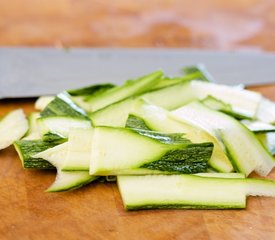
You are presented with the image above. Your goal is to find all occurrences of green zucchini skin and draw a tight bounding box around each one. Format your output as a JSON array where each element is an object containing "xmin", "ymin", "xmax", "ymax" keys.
[
  {"xmin": 40, "ymin": 92, "xmax": 89, "ymax": 120},
  {"xmin": 127, "ymin": 101, "xmax": 233, "ymax": 173},
  {"xmin": 68, "ymin": 83, "xmax": 115, "ymax": 96},
  {"xmin": 90, "ymin": 126, "xmax": 213, "ymax": 175},
  {"xmin": 85, "ymin": 70, "xmax": 163, "ymax": 112},
  {"xmin": 14, "ymin": 140, "xmax": 58, "ymax": 169},
  {"xmin": 172, "ymin": 101, "xmax": 275, "ymax": 176},
  {"xmin": 182, "ymin": 64, "xmax": 214, "ymax": 82}
]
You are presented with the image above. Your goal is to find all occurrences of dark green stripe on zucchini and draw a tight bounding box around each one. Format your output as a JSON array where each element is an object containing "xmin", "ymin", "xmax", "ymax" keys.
[
  {"xmin": 40, "ymin": 92, "xmax": 89, "ymax": 120},
  {"xmin": 140, "ymin": 142, "xmax": 213, "ymax": 173},
  {"xmin": 14, "ymin": 140, "xmax": 60, "ymax": 169}
]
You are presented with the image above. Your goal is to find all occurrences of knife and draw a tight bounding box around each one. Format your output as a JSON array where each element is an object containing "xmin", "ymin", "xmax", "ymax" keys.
[{"xmin": 1, "ymin": 48, "xmax": 275, "ymax": 99}]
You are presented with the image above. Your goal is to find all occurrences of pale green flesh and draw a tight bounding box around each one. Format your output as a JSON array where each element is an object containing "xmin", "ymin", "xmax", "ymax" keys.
[
  {"xmin": 0, "ymin": 109, "xmax": 29, "ymax": 150},
  {"xmin": 241, "ymin": 120, "xmax": 275, "ymax": 133},
  {"xmin": 130, "ymin": 100, "xmax": 233, "ymax": 173},
  {"xmin": 190, "ymin": 80, "xmax": 262, "ymax": 118},
  {"xmin": 34, "ymin": 142, "xmax": 97, "ymax": 191},
  {"xmin": 117, "ymin": 174, "xmax": 275, "ymax": 210},
  {"xmin": 24, "ymin": 112, "xmax": 41, "ymax": 140},
  {"xmin": 117, "ymin": 175, "xmax": 246, "ymax": 210},
  {"xmin": 89, "ymin": 127, "xmax": 172, "ymax": 175},
  {"xmin": 89, "ymin": 79, "xmax": 262, "ymax": 128},
  {"xmin": 86, "ymin": 70, "xmax": 163, "ymax": 112},
  {"xmin": 46, "ymin": 170, "xmax": 97, "ymax": 192},
  {"xmin": 62, "ymin": 128, "xmax": 94, "ymax": 170},
  {"xmin": 256, "ymin": 132, "xmax": 275, "ymax": 156},
  {"xmin": 142, "ymin": 81, "xmax": 196, "ymax": 110},
  {"xmin": 90, "ymin": 98, "xmax": 135, "ymax": 127},
  {"xmin": 171, "ymin": 102, "xmax": 275, "ymax": 176},
  {"xmin": 256, "ymin": 98, "xmax": 275, "ymax": 124},
  {"xmin": 38, "ymin": 116, "xmax": 91, "ymax": 138},
  {"xmin": 35, "ymin": 96, "xmax": 55, "ymax": 111}
]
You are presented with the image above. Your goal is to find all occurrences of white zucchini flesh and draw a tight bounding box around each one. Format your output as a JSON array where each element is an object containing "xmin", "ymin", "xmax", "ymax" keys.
[
  {"xmin": 190, "ymin": 80, "xmax": 262, "ymax": 118},
  {"xmin": 89, "ymin": 127, "xmax": 170, "ymax": 175},
  {"xmin": 23, "ymin": 112, "xmax": 41, "ymax": 140},
  {"xmin": 257, "ymin": 132, "xmax": 275, "ymax": 156},
  {"xmin": 117, "ymin": 174, "xmax": 275, "ymax": 210},
  {"xmin": 117, "ymin": 175, "xmax": 246, "ymax": 210},
  {"xmin": 38, "ymin": 116, "xmax": 91, "ymax": 137},
  {"xmin": 171, "ymin": 102, "xmax": 275, "ymax": 176},
  {"xmin": 35, "ymin": 96, "xmax": 55, "ymax": 111},
  {"xmin": 90, "ymin": 98, "xmax": 135, "ymax": 127},
  {"xmin": 241, "ymin": 120, "xmax": 275, "ymax": 133},
  {"xmin": 34, "ymin": 143, "xmax": 97, "ymax": 192},
  {"xmin": 130, "ymin": 101, "xmax": 233, "ymax": 173},
  {"xmin": 256, "ymin": 98, "xmax": 275, "ymax": 124},
  {"xmin": 62, "ymin": 128, "xmax": 94, "ymax": 170},
  {"xmin": 0, "ymin": 109, "xmax": 28, "ymax": 150}
]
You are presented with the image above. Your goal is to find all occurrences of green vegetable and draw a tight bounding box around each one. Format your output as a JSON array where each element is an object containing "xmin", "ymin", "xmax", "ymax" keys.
[
  {"xmin": 127, "ymin": 100, "xmax": 233, "ymax": 173},
  {"xmin": 0, "ymin": 109, "xmax": 28, "ymax": 150},
  {"xmin": 14, "ymin": 140, "xmax": 58, "ymax": 169},
  {"xmin": 172, "ymin": 101, "xmax": 275, "ymax": 176},
  {"xmin": 34, "ymin": 143, "xmax": 98, "ymax": 192},
  {"xmin": 117, "ymin": 174, "xmax": 275, "ymax": 210},
  {"xmin": 89, "ymin": 126, "xmax": 213, "ymax": 175}
]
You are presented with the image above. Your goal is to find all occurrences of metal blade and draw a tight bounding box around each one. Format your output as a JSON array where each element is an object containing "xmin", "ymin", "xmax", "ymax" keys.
[{"xmin": 1, "ymin": 48, "xmax": 275, "ymax": 99}]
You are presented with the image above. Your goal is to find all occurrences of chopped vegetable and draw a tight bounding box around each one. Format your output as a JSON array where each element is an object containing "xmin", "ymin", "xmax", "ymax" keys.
[{"xmin": 0, "ymin": 65, "xmax": 274, "ymax": 211}]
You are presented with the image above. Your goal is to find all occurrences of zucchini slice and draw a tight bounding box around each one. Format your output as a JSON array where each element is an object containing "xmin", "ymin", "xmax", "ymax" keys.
[
  {"xmin": 38, "ymin": 116, "xmax": 91, "ymax": 138},
  {"xmin": 34, "ymin": 143, "xmax": 98, "ymax": 192},
  {"xmin": 128, "ymin": 100, "xmax": 233, "ymax": 173},
  {"xmin": 62, "ymin": 128, "xmax": 94, "ymax": 171},
  {"xmin": 85, "ymin": 70, "xmax": 163, "ymax": 112},
  {"xmin": 117, "ymin": 174, "xmax": 275, "ymax": 210},
  {"xmin": 171, "ymin": 102, "xmax": 275, "ymax": 176},
  {"xmin": 0, "ymin": 109, "xmax": 28, "ymax": 150},
  {"xmin": 256, "ymin": 98, "xmax": 275, "ymax": 124},
  {"xmin": 89, "ymin": 126, "xmax": 213, "ymax": 175}
]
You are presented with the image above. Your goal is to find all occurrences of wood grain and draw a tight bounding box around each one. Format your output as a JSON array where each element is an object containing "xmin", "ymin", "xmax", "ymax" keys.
[
  {"xmin": 0, "ymin": 86, "xmax": 275, "ymax": 240},
  {"xmin": 1, "ymin": 0, "xmax": 275, "ymax": 239},
  {"xmin": 1, "ymin": 0, "xmax": 275, "ymax": 51}
]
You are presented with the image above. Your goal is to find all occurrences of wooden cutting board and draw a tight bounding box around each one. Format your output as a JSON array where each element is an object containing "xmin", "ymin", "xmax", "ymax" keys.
[{"xmin": 1, "ymin": 86, "xmax": 275, "ymax": 240}]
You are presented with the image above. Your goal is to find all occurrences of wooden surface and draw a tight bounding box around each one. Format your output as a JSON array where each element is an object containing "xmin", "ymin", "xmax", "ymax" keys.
[
  {"xmin": 1, "ymin": 0, "xmax": 275, "ymax": 239},
  {"xmin": 0, "ymin": 0, "xmax": 275, "ymax": 51},
  {"xmin": 0, "ymin": 88, "xmax": 274, "ymax": 240}
]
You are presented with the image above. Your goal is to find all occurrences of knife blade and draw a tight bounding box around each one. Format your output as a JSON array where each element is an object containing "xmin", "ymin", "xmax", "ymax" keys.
[{"xmin": 1, "ymin": 48, "xmax": 275, "ymax": 99}]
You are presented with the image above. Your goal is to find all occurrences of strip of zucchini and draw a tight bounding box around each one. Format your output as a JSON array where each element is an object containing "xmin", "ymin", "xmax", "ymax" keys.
[
  {"xmin": 38, "ymin": 116, "xmax": 91, "ymax": 138},
  {"xmin": 127, "ymin": 100, "xmax": 233, "ymax": 173},
  {"xmin": 40, "ymin": 92, "xmax": 89, "ymax": 119},
  {"xmin": 14, "ymin": 140, "xmax": 57, "ymax": 169},
  {"xmin": 201, "ymin": 95, "xmax": 251, "ymax": 120},
  {"xmin": 241, "ymin": 120, "xmax": 275, "ymax": 133},
  {"xmin": 35, "ymin": 96, "xmax": 55, "ymax": 111},
  {"xmin": 85, "ymin": 70, "xmax": 163, "ymax": 112},
  {"xmin": 190, "ymin": 80, "xmax": 262, "ymax": 119},
  {"xmin": 0, "ymin": 109, "xmax": 28, "ymax": 150},
  {"xmin": 257, "ymin": 132, "xmax": 275, "ymax": 156},
  {"xmin": 23, "ymin": 112, "xmax": 41, "ymax": 140},
  {"xmin": 61, "ymin": 128, "xmax": 94, "ymax": 170},
  {"xmin": 89, "ymin": 126, "xmax": 213, "ymax": 175},
  {"xmin": 256, "ymin": 98, "xmax": 275, "ymax": 124},
  {"xmin": 117, "ymin": 174, "xmax": 275, "ymax": 210},
  {"xmin": 171, "ymin": 102, "xmax": 275, "ymax": 176},
  {"xmin": 34, "ymin": 143, "xmax": 98, "ymax": 192}
]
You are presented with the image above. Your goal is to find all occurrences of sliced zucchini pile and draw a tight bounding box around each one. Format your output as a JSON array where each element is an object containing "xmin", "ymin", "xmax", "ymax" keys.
[{"xmin": 1, "ymin": 65, "xmax": 275, "ymax": 211}]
